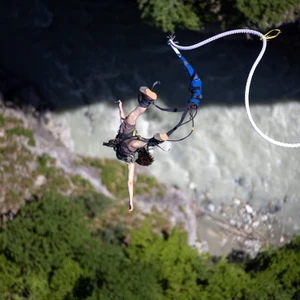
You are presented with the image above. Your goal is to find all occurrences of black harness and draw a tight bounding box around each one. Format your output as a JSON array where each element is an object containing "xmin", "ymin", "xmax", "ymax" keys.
[{"xmin": 103, "ymin": 129, "xmax": 147, "ymax": 163}]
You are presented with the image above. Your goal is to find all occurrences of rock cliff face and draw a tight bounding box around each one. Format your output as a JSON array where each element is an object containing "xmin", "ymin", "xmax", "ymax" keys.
[{"xmin": 0, "ymin": 96, "xmax": 105, "ymax": 214}]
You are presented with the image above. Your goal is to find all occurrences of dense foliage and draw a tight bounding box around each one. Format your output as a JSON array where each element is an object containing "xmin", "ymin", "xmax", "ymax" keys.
[
  {"xmin": 1, "ymin": 191, "xmax": 300, "ymax": 299},
  {"xmin": 136, "ymin": 0, "xmax": 300, "ymax": 32}
]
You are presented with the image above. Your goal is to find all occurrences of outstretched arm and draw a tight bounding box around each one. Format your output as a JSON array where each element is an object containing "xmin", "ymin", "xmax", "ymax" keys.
[
  {"xmin": 127, "ymin": 162, "xmax": 135, "ymax": 213},
  {"xmin": 117, "ymin": 100, "xmax": 126, "ymax": 123}
]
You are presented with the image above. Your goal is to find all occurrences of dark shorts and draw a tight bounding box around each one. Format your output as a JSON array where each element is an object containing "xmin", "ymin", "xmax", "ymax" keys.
[
  {"xmin": 119, "ymin": 118, "xmax": 135, "ymax": 135},
  {"xmin": 117, "ymin": 119, "xmax": 137, "ymax": 161}
]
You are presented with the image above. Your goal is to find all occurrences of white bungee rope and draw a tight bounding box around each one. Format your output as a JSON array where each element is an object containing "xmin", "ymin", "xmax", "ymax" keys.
[{"xmin": 168, "ymin": 29, "xmax": 300, "ymax": 148}]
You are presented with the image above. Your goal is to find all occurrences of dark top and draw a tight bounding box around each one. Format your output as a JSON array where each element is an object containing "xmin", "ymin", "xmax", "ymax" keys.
[{"xmin": 116, "ymin": 119, "xmax": 138, "ymax": 162}]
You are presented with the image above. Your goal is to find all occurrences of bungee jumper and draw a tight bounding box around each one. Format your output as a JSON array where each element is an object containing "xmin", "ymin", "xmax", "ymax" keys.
[
  {"xmin": 103, "ymin": 27, "xmax": 300, "ymax": 212},
  {"xmin": 103, "ymin": 35, "xmax": 202, "ymax": 212}
]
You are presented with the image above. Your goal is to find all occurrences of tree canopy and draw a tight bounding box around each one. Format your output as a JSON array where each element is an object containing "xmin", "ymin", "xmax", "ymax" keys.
[
  {"xmin": 1, "ymin": 191, "xmax": 300, "ymax": 299},
  {"xmin": 136, "ymin": 0, "xmax": 300, "ymax": 32}
]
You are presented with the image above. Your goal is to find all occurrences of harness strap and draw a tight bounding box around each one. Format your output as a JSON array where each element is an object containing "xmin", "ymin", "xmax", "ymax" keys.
[
  {"xmin": 152, "ymin": 103, "xmax": 186, "ymax": 113},
  {"xmin": 117, "ymin": 128, "xmax": 137, "ymax": 140},
  {"xmin": 192, "ymin": 95, "xmax": 202, "ymax": 100},
  {"xmin": 190, "ymin": 86, "xmax": 201, "ymax": 90}
]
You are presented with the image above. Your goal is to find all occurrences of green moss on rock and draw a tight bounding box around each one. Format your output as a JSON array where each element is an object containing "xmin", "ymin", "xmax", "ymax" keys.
[{"xmin": 0, "ymin": 113, "xmax": 107, "ymax": 215}]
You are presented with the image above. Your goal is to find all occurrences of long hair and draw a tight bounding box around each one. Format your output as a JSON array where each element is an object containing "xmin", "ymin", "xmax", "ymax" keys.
[{"xmin": 135, "ymin": 147, "xmax": 154, "ymax": 166}]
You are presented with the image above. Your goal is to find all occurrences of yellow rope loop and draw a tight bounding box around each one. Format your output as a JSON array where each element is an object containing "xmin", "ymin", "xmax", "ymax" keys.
[{"xmin": 260, "ymin": 29, "xmax": 281, "ymax": 41}]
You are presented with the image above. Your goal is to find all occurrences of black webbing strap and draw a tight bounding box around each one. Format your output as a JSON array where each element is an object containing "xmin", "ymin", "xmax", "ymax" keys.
[
  {"xmin": 166, "ymin": 107, "xmax": 190, "ymax": 137},
  {"xmin": 151, "ymin": 103, "xmax": 186, "ymax": 113}
]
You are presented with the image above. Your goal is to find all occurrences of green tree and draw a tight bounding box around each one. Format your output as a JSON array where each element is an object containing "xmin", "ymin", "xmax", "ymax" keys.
[
  {"xmin": 0, "ymin": 192, "xmax": 164, "ymax": 299},
  {"xmin": 0, "ymin": 254, "xmax": 25, "ymax": 298},
  {"xmin": 203, "ymin": 257, "xmax": 250, "ymax": 299},
  {"xmin": 0, "ymin": 191, "xmax": 89, "ymax": 298},
  {"xmin": 72, "ymin": 242, "xmax": 164, "ymax": 300},
  {"xmin": 3, "ymin": 188, "xmax": 300, "ymax": 299},
  {"xmin": 0, "ymin": 191, "xmax": 89, "ymax": 273},
  {"xmin": 244, "ymin": 237, "xmax": 300, "ymax": 299},
  {"xmin": 237, "ymin": 0, "xmax": 300, "ymax": 29},
  {"xmin": 50, "ymin": 258, "xmax": 82, "ymax": 300},
  {"xmin": 126, "ymin": 219, "xmax": 205, "ymax": 298},
  {"xmin": 136, "ymin": 0, "xmax": 300, "ymax": 32},
  {"xmin": 137, "ymin": 0, "xmax": 201, "ymax": 32}
]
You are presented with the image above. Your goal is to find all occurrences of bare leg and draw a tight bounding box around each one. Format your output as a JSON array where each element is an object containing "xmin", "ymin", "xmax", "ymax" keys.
[
  {"xmin": 126, "ymin": 106, "xmax": 148, "ymax": 151},
  {"xmin": 126, "ymin": 106, "xmax": 147, "ymax": 126},
  {"xmin": 128, "ymin": 139, "xmax": 147, "ymax": 150}
]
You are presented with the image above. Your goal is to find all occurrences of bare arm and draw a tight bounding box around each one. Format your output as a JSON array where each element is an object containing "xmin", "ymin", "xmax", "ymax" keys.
[
  {"xmin": 117, "ymin": 100, "xmax": 126, "ymax": 123},
  {"xmin": 127, "ymin": 162, "xmax": 135, "ymax": 213}
]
